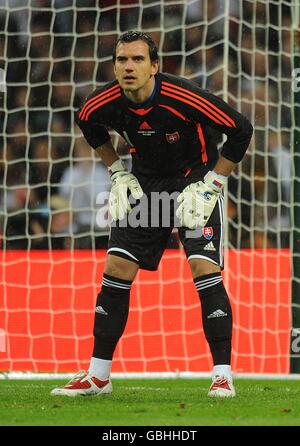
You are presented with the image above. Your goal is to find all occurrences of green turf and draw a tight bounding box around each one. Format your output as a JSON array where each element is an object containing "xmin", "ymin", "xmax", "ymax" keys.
[{"xmin": 0, "ymin": 378, "xmax": 299, "ymax": 426}]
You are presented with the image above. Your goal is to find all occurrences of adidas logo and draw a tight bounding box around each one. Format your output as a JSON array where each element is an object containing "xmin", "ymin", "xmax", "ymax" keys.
[
  {"xmin": 139, "ymin": 121, "xmax": 152, "ymax": 130},
  {"xmin": 207, "ymin": 309, "xmax": 227, "ymax": 319},
  {"xmin": 204, "ymin": 241, "xmax": 216, "ymax": 251},
  {"xmin": 95, "ymin": 305, "xmax": 108, "ymax": 315}
]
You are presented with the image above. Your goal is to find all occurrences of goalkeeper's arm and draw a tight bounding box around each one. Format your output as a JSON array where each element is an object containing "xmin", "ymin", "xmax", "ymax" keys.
[
  {"xmin": 212, "ymin": 156, "xmax": 237, "ymax": 177},
  {"xmin": 95, "ymin": 142, "xmax": 143, "ymax": 221},
  {"xmin": 176, "ymin": 156, "xmax": 237, "ymax": 230},
  {"xmin": 94, "ymin": 140, "xmax": 120, "ymax": 168}
]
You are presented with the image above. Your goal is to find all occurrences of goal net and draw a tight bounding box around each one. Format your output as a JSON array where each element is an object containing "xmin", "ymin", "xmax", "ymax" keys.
[{"xmin": 0, "ymin": 0, "xmax": 295, "ymax": 375}]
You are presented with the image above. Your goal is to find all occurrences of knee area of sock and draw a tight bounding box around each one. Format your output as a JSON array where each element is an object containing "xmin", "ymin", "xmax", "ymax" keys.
[{"xmin": 194, "ymin": 273, "xmax": 227, "ymax": 299}]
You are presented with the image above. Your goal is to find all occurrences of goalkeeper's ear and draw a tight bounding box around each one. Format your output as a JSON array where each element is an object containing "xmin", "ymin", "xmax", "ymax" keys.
[{"xmin": 150, "ymin": 60, "xmax": 159, "ymax": 77}]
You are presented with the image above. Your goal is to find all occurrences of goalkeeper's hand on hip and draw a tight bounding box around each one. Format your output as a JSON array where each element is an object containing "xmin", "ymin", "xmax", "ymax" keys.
[
  {"xmin": 109, "ymin": 159, "xmax": 143, "ymax": 221},
  {"xmin": 176, "ymin": 170, "xmax": 226, "ymax": 229}
]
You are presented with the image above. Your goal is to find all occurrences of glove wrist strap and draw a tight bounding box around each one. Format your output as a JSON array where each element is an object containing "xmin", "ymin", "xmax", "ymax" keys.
[
  {"xmin": 204, "ymin": 170, "xmax": 226, "ymax": 192},
  {"xmin": 109, "ymin": 159, "xmax": 125, "ymax": 176}
]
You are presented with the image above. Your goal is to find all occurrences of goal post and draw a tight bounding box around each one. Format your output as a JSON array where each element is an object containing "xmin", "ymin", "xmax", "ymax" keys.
[
  {"xmin": 291, "ymin": 0, "xmax": 300, "ymax": 373},
  {"xmin": 0, "ymin": 0, "xmax": 295, "ymax": 376}
]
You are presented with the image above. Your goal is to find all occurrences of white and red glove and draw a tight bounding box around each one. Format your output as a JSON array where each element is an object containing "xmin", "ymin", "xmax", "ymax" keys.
[
  {"xmin": 176, "ymin": 170, "xmax": 226, "ymax": 229},
  {"xmin": 109, "ymin": 160, "xmax": 143, "ymax": 221}
]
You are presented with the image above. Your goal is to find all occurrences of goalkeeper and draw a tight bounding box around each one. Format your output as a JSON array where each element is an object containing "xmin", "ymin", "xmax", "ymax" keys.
[{"xmin": 51, "ymin": 31, "xmax": 253, "ymax": 398}]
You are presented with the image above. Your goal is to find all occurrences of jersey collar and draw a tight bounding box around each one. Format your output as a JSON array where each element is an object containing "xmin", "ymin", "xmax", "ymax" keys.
[{"xmin": 122, "ymin": 75, "xmax": 160, "ymax": 109}]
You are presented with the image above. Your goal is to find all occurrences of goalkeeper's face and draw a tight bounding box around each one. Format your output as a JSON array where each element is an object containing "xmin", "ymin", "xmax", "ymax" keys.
[{"xmin": 114, "ymin": 40, "xmax": 159, "ymax": 101}]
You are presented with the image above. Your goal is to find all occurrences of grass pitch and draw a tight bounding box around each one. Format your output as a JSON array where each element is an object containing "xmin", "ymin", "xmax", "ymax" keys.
[{"xmin": 0, "ymin": 378, "xmax": 299, "ymax": 426}]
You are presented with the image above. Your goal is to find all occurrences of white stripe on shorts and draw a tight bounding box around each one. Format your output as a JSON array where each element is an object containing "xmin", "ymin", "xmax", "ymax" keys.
[{"xmin": 107, "ymin": 247, "xmax": 139, "ymax": 263}]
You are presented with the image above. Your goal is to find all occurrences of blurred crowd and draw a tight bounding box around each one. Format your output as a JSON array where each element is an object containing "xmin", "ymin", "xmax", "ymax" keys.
[{"xmin": 0, "ymin": 0, "xmax": 294, "ymax": 250}]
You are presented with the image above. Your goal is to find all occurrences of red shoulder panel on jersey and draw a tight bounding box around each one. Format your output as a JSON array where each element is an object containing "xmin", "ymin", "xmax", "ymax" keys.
[
  {"xmin": 79, "ymin": 83, "xmax": 120, "ymax": 119},
  {"xmin": 83, "ymin": 93, "xmax": 121, "ymax": 121},
  {"xmin": 158, "ymin": 104, "xmax": 190, "ymax": 122},
  {"xmin": 79, "ymin": 84, "xmax": 121, "ymax": 121},
  {"xmin": 161, "ymin": 81, "xmax": 236, "ymax": 128},
  {"xmin": 161, "ymin": 89, "xmax": 225, "ymax": 126}
]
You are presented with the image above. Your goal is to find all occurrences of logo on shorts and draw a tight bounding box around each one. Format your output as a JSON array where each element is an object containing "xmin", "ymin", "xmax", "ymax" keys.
[
  {"xmin": 166, "ymin": 131, "xmax": 180, "ymax": 144},
  {"xmin": 204, "ymin": 241, "xmax": 216, "ymax": 251},
  {"xmin": 203, "ymin": 227, "xmax": 213, "ymax": 240}
]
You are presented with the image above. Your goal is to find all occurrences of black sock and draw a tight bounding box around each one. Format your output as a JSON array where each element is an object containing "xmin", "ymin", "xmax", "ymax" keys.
[
  {"xmin": 92, "ymin": 273, "xmax": 132, "ymax": 360},
  {"xmin": 194, "ymin": 272, "xmax": 232, "ymax": 365}
]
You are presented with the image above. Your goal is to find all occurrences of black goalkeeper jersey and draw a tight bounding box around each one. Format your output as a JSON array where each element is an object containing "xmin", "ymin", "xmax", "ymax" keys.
[{"xmin": 77, "ymin": 72, "xmax": 253, "ymax": 178}]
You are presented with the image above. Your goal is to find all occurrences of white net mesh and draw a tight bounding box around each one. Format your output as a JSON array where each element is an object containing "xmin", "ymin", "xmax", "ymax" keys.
[{"xmin": 0, "ymin": 0, "xmax": 295, "ymax": 374}]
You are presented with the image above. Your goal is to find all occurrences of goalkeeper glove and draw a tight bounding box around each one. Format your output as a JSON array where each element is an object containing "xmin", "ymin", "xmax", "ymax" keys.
[
  {"xmin": 109, "ymin": 159, "xmax": 143, "ymax": 221},
  {"xmin": 176, "ymin": 170, "xmax": 226, "ymax": 229}
]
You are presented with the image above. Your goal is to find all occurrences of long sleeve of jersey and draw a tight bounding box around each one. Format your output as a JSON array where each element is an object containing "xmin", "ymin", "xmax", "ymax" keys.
[
  {"xmin": 76, "ymin": 118, "xmax": 111, "ymax": 149},
  {"xmin": 159, "ymin": 74, "xmax": 253, "ymax": 164},
  {"xmin": 192, "ymin": 88, "xmax": 253, "ymax": 164},
  {"xmin": 75, "ymin": 87, "xmax": 113, "ymax": 149}
]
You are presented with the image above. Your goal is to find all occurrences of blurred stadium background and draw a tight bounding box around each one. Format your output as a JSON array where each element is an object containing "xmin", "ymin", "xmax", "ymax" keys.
[{"xmin": 0, "ymin": 0, "xmax": 299, "ymax": 377}]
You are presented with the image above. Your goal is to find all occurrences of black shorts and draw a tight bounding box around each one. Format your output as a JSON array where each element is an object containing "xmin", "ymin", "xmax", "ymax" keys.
[{"xmin": 108, "ymin": 167, "xmax": 225, "ymax": 271}]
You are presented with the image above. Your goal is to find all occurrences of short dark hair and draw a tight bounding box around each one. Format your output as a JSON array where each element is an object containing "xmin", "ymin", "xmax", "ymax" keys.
[{"xmin": 112, "ymin": 31, "xmax": 159, "ymax": 63}]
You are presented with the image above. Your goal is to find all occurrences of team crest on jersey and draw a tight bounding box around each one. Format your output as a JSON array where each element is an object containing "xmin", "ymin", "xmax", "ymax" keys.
[
  {"xmin": 166, "ymin": 131, "xmax": 180, "ymax": 144},
  {"xmin": 203, "ymin": 227, "xmax": 214, "ymax": 240}
]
